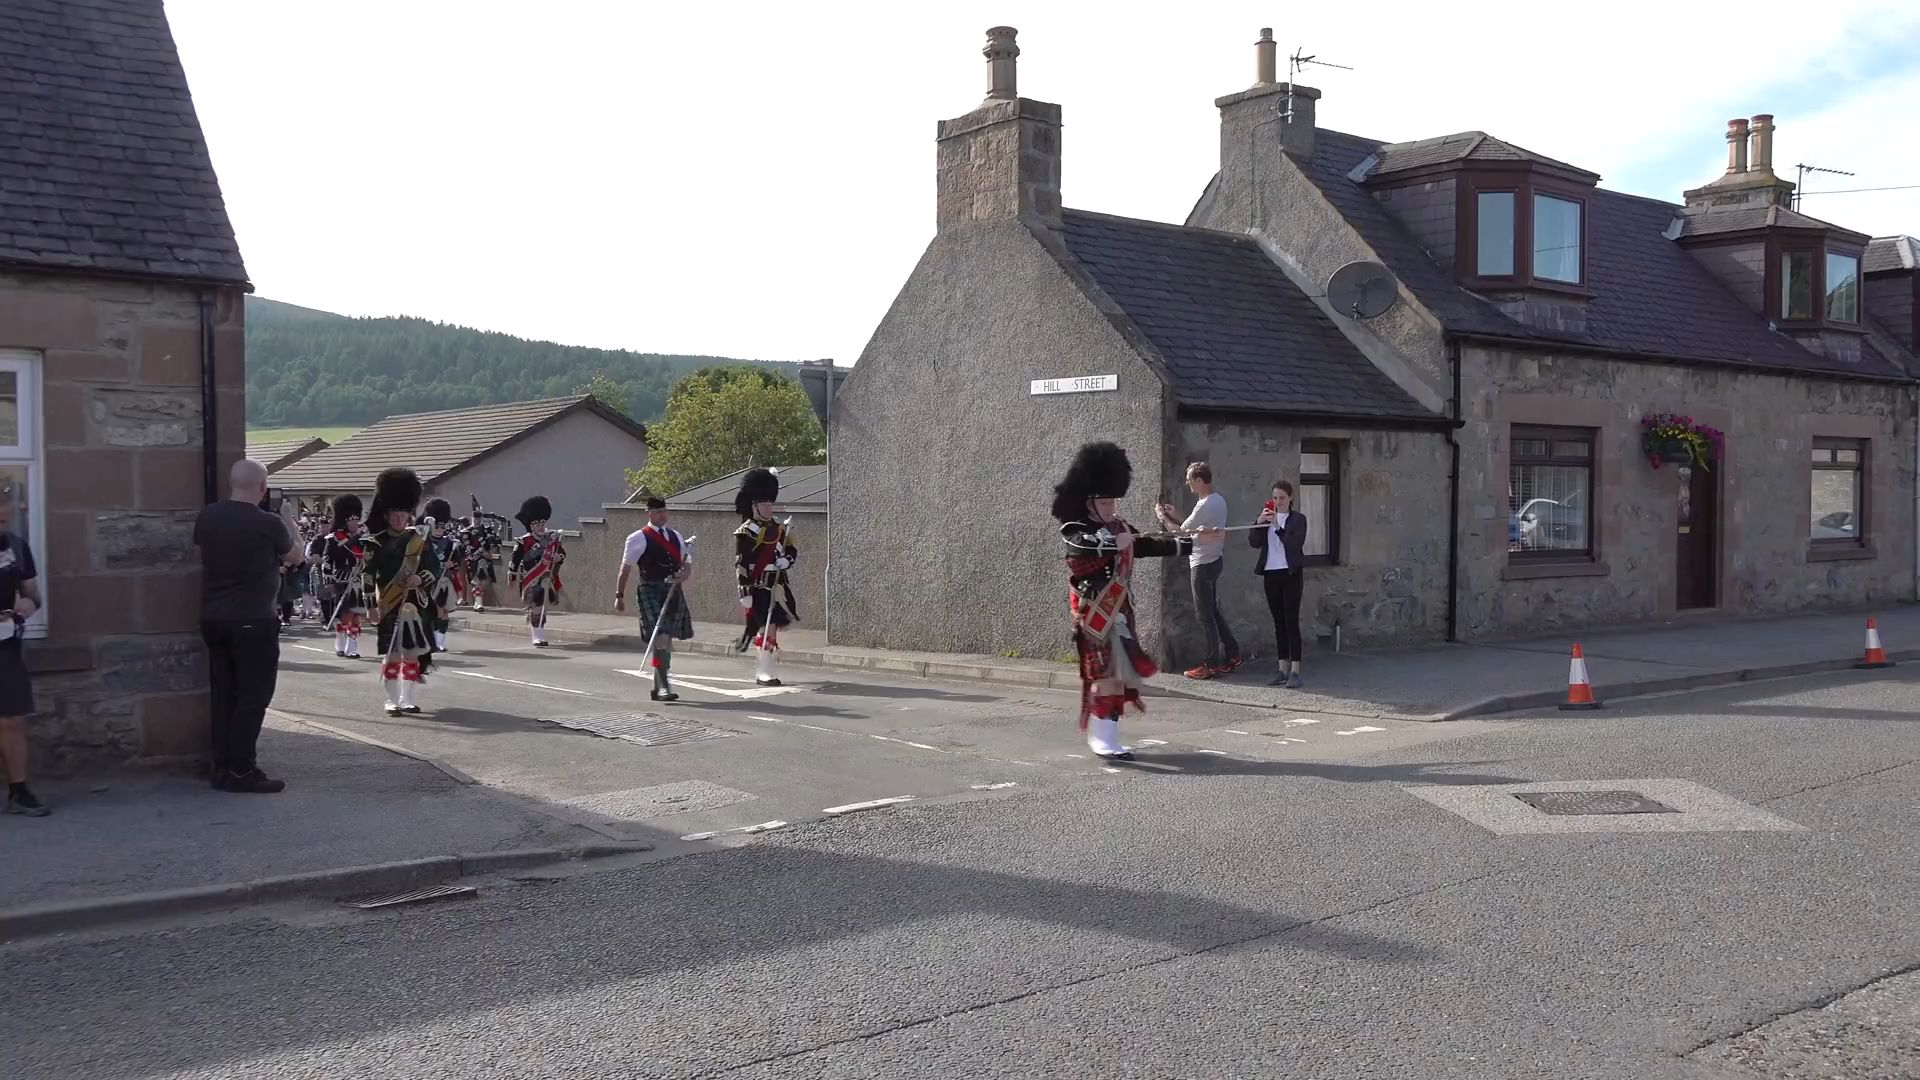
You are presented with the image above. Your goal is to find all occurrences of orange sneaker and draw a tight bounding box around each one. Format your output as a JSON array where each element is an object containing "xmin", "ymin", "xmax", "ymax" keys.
[{"xmin": 1183, "ymin": 664, "xmax": 1216, "ymax": 680}]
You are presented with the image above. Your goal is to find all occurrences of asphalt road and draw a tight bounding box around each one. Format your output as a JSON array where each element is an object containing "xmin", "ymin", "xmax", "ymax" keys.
[{"xmin": 7, "ymin": 629, "xmax": 1916, "ymax": 1079}]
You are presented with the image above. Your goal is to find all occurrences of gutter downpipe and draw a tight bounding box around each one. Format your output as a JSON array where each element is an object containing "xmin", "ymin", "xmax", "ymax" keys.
[
  {"xmin": 198, "ymin": 291, "xmax": 218, "ymax": 503},
  {"xmin": 1446, "ymin": 337, "xmax": 1463, "ymax": 643}
]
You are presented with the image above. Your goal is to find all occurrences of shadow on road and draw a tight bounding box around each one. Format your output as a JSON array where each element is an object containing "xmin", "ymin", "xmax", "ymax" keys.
[
  {"xmin": 811, "ymin": 681, "xmax": 1003, "ymax": 704},
  {"xmin": 1137, "ymin": 752, "xmax": 1529, "ymax": 786}
]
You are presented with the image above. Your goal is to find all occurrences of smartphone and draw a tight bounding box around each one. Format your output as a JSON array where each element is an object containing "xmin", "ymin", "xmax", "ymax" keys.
[
  {"xmin": 1264, "ymin": 499, "xmax": 1276, "ymax": 513},
  {"xmin": 265, "ymin": 488, "xmax": 286, "ymax": 514}
]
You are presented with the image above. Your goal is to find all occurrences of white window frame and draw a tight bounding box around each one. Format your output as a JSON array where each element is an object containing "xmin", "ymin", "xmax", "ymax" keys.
[{"xmin": 0, "ymin": 351, "xmax": 47, "ymax": 638}]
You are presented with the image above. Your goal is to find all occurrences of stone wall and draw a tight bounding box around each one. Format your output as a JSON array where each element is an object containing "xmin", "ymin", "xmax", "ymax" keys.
[
  {"xmin": 4, "ymin": 271, "xmax": 246, "ymax": 770},
  {"xmin": 830, "ymin": 218, "xmax": 1171, "ymax": 660},
  {"xmin": 1456, "ymin": 345, "xmax": 1917, "ymax": 637},
  {"xmin": 1161, "ymin": 418, "xmax": 1452, "ymax": 666},
  {"xmin": 563, "ymin": 504, "xmax": 826, "ymax": 641}
]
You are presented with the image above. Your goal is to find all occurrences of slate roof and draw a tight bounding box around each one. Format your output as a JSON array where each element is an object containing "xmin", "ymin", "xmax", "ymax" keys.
[
  {"xmin": 247, "ymin": 437, "xmax": 329, "ymax": 473},
  {"xmin": 0, "ymin": 0, "xmax": 248, "ymax": 284},
  {"xmin": 1365, "ymin": 132, "xmax": 1596, "ymax": 180},
  {"xmin": 1866, "ymin": 236, "xmax": 1919, "ymax": 274},
  {"xmin": 1292, "ymin": 128, "xmax": 1911, "ymax": 380},
  {"xmin": 271, "ymin": 396, "xmax": 649, "ymax": 492},
  {"xmin": 1680, "ymin": 205, "xmax": 1861, "ymax": 238},
  {"xmin": 659, "ymin": 464, "xmax": 828, "ymax": 511},
  {"xmin": 1058, "ymin": 210, "xmax": 1437, "ymax": 420}
]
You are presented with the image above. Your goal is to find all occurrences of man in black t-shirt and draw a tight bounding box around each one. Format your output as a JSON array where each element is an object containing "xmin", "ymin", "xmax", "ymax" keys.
[{"xmin": 193, "ymin": 460, "xmax": 303, "ymax": 793}]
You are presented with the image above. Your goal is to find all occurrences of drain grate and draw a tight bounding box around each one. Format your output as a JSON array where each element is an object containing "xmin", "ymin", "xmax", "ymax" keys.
[
  {"xmin": 1513, "ymin": 790, "xmax": 1680, "ymax": 816},
  {"xmin": 343, "ymin": 882, "xmax": 477, "ymax": 909},
  {"xmin": 538, "ymin": 712, "xmax": 738, "ymax": 746}
]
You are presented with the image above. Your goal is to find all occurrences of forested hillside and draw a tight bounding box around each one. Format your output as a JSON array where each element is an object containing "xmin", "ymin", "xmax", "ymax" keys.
[{"xmin": 244, "ymin": 297, "xmax": 791, "ymax": 426}]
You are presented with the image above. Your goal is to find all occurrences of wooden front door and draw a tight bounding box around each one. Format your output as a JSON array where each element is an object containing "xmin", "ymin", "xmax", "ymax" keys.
[{"xmin": 1675, "ymin": 463, "xmax": 1718, "ymax": 609}]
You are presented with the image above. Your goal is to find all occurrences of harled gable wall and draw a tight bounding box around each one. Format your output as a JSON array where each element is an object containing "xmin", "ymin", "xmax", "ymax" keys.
[{"xmin": 4, "ymin": 271, "xmax": 246, "ymax": 770}]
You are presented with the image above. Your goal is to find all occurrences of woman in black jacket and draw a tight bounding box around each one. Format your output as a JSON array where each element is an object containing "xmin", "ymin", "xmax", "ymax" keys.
[{"xmin": 1248, "ymin": 480, "xmax": 1308, "ymax": 688}]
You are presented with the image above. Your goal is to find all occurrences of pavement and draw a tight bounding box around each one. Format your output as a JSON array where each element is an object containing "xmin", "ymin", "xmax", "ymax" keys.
[
  {"xmin": 454, "ymin": 602, "xmax": 1920, "ymax": 720},
  {"xmin": 5, "ymin": 664, "xmax": 1915, "ymax": 1078}
]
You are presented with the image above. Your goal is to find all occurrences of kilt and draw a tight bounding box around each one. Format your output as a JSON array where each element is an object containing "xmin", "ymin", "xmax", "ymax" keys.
[{"xmin": 636, "ymin": 580, "xmax": 692, "ymax": 640}]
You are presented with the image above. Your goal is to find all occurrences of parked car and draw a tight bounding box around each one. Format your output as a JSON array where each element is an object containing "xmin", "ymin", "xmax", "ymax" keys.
[{"xmin": 1812, "ymin": 510, "xmax": 1857, "ymax": 540}]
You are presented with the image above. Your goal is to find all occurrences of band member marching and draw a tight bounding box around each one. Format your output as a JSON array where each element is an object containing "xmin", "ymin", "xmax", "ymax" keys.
[
  {"xmin": 732, "ymin": 468, "xmax": 798, "ymax": 687},
  {"xmin": 462, "ymin": 498, "xmax": 508, "ymax": 612},
  {"xmin": 1055, "ymin": 442, "xmax": 1181, "ymax": 759},
  {"xmin": 365, "ymin": 469, "xmax": 442, "ymax": 715},
  {"xmin": 420, "ymin": 498, "xmax": 460, "ymax": 653},
  {"xmin": 615, "ymin": 496, "xmax": 694, "ymax": 702},
  {"xmin": 312, "ymin": 494, "xmax": 370, "ymax": 658},
  {"xmin": 509, "ymin": 496, "xmax": 564, "ymax": 647}
]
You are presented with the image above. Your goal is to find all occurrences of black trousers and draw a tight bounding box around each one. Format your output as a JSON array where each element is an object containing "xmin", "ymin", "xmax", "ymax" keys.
[
  {"xmin": 1262, "ymin": 569, "xmax": 1304, "ymax": 664},
  {"xmin": 201, "ymin": 619, "xmax": 281, "ymax": 772},
  {"xmin": 1188, "ymin": 559, "xmax": 1240, "ymax": 666}
]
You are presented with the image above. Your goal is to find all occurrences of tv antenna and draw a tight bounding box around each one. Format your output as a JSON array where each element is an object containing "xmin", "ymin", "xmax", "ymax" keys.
[
  {"xmin": 1284, "ymin": 48, "xmax": 1353, "ymax": 125},
  {"xmin": 1791, "ymin": 163, "xmax": 1854, "ymax": 211}
]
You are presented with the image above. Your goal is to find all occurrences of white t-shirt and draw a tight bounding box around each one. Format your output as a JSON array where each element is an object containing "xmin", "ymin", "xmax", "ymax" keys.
[
  {"xmin": 1264, "ymin": 512, "xmax": 1292, "ymax": 571},
  {"xmin": 1182, "ymin": 492, "xmax": 1228, "ymax": 567},
  {"xmin": 621, "ymin": 526, "xmax": 690, "ymax": 567}
]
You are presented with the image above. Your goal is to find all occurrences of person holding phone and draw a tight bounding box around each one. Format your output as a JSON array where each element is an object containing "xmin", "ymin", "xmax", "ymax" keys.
[
  {"xmin": 0, "ymin": 483, "xmax": 47, "ymax": 815},
  {"xmin": 1250, "ymin": 480, "xmax": 1308, "ymax": 688}
]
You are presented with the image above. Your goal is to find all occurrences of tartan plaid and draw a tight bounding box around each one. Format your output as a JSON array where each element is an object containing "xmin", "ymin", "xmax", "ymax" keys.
[{"xmin": 636, "ymin": 580, "xmax": 693, "ymax": 640}]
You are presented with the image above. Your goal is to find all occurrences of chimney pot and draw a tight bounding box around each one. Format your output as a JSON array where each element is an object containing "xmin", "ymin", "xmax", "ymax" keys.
[
  {"xmin": 984, "ymin": 26, "xmax": 1019, "ymax": 101},
  {"xmin": 1725, "ymin": 118, "xmax": 1750, "ymax": 174},
  {"xmin": 1748, "ymin": 113, "xmax": 1776, "ymax": 176},
  {"xmin": 1255, "ymin": 28, "xmax": 1277, "ymax": 86}
]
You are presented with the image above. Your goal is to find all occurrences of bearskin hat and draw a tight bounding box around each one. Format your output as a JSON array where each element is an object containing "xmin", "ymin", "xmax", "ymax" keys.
[
  {"xmin": 330, "ymin": 493, "xmax": 363, "ymax": 531},
  {"xmin": 733, "ymin": 468, "xmax": 779, "ymax": 520},
  {"xmin": 421, "ymin": 498, "xmax": 452, "ymax": 526},
  {"xmin": 368, "ymin": 468, "xmax": 423, "ymax": 527},
  {"xmin": 1051, "ymin": 442, "xmax": 1131, "ymax": 523},
  {"xmin": 516, "ymin": 495, "xmax": 553, "ymax": 528},
  {"xmin": 644, "ymin": 496, "xmax": 668, "ymax": 511}
]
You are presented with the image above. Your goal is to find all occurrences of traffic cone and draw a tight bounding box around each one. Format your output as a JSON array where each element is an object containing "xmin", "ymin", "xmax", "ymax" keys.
[
  {"xmin": 1856, "ymin": 617, "xmax": 1895, "ymax": 670},
  {"xmin": 1558, "ymin": 643, "xmax": 1603, "ymax": 710}
]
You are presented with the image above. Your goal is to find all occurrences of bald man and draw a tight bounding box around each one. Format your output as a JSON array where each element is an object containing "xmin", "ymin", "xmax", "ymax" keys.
[{"xmin": 192, "ymin": 459, "xmax": 303, "ymax": 793}]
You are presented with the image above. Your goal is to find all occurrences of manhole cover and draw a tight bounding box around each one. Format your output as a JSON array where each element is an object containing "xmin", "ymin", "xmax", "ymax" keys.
[
  {"xmin": 1513, "ymin": 790, "xmax": 1680, "ymax": 816},
  {"xmin": 343, "ymin": 882, "xmax": 476, "ymax": 909},
  {"xmin": 538, "ymin": 712, "xmax": 738, "ymax": 746}
]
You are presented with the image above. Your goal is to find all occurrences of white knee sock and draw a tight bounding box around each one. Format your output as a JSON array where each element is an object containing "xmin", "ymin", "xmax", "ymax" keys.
[{"xmin": 1087, "ymin": 716, "xmax": 1127, "ymax": 756}]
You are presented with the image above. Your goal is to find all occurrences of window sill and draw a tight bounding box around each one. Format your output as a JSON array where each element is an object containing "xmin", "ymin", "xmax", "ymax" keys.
[
  {"xmin": 1807, "ymin": 543, "xmax": 1875, "ymax": 563},
  {"xmin": 1502, "ymin": 559, "xmax": 1609, "ymax": 581}
]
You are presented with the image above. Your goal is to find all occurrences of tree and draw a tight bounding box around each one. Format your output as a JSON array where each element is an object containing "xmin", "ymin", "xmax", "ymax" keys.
[
  {"xmin": 576, "ymin": 371, "xmax": 632, "ymax": 418},
  {"xmin": 628, "ymin": 369, "xmax": 825, "ymax": 497}
]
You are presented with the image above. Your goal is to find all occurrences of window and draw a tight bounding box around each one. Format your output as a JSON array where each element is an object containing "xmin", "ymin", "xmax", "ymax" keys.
[
  {"xmin": 1508, "ymin": 426, "xmax": 1593, "ymax": 559},
  {"xmin": 1825, "ymin": 252, "xmax": 1859, "ymax": 322},
  {"xmin": 1476, "ymin": 192, "xmax": 1516, "ymax": 276},
  {"xmin": 1781, "ymin": 252, "xmax": 1815, "ymax": 320},
  {"xmin": 1810, "ymin": 438, "xmax": 1865, "ymax": 547},
  {"xmin": 0, "ymin": 353, "xmax": 44, "ymax": 637},
  {"xmin": 1533, "ymin": 194, "xmax": 1582, "ymax": 283},
  {"xmin": 1298, "ymin": 440, "xmax": 1340, "ymax": 566}
]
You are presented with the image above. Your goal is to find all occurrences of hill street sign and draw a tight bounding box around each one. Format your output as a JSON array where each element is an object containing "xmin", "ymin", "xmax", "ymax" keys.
[{"xmin": 1030, "ymin": 375, "xmax": 1117, "ymax": 395}]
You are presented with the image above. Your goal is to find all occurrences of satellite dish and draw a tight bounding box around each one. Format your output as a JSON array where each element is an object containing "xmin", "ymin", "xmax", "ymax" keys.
[{"xmin": 1325, "ymin": 261, "xmax": 1398, "ymax": 320}]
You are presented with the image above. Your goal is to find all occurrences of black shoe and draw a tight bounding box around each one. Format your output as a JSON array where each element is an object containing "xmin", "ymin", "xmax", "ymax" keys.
[
  {"xmin": 533, "ymin": 640, "xmax": 549, "ymax": 649},
  {"xmin": 401, "ymin": 705, "xmax": 421, "ymax": 714},
  {"xmin": 1267, "ymin": 670, "xmax": 1291, "ymax": 687},
  {"xmin": 650, "ymin": 688, "xmax": 679, "ymax": 702},
  {"xmin": 1094, "ymin": 749, "xmax": 1135, "ymax": 761},
  {"xmin": 213, "ymin": 768, "xmax": 285, "ymax": 794},
  {"xmin": 5, "ymin": 786, "xmax": 49, "ymax": 816},
  {"xmin": 755, "ymin": 677, "xmax": 782, "ymax": 688}
]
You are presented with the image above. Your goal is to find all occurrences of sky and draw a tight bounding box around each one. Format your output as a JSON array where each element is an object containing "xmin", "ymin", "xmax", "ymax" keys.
[{"xmin": 164, "ymin": 1, "xmax": 1920, "ymax": 366}]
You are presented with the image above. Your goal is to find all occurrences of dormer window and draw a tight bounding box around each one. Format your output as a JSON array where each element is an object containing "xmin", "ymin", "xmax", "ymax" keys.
[
  {"xmin": 1825, "ymin": 252, "xmax": 1859, "ymax": 322},
  {"xmin": 1456, "ymin": 174, "xmax": 1590, "ymax": 291},
  {"xmin": 1766, "ymin": 244, "xmax": 1862, "ymax": 326},
  {"xmin": 1476, "ymin": 192, "xmax": 1515, "ymax": 275},
  {"xmin": 1533, "ymin": 195, "xmax": 1583, "ymax": 283},
  {"xmin": 1783, "ymin": 252, "xmax": 1815, "ymax": 319}
]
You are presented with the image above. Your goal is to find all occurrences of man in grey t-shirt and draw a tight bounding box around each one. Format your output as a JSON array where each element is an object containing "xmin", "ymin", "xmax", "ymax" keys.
[{"xmin": 1155, "ymin": 462, "xmax": 1243, "ymax": 678}]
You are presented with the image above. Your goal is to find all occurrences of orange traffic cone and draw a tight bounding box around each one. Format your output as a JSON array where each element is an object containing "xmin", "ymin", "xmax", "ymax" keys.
[
  {"xmin": 1856, "ymin": 617, "xmax": 1895, "ymax": 670},
  {"xmin": 1558, "ymin": 643, "xmax": 1603, "ymax": 710}
]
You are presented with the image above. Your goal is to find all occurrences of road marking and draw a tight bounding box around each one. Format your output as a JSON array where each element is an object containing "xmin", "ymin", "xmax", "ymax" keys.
[
  {"xmin": 970, "ymin": 782, "xmax": 1017, "ymax": 790},
  {"xmin": 1066, "ymin": 753, "xmax": 1087, "ymax": 758},
  {"xmin": 868, "ymin": 733, "xmax": 943, "ymax": 751},
  {"xmin": 290, "ymin": 644, "xmax": 335, "ymax": 655},
  {"xmin": 1284, "ymin": 717, "xmax": 1320, "ymax": 726},
  {"xmin": 641, "ymin": 672, "xmax": 804, "ymax": 699},
  {"xmin": 823, "ymin": 796, "xmax": 915, "ymax": 815},
  {"xmin": 682, "ymin": 819, "xmax": 789, "ymax": 841},
  {"xmin": 447, "ymin": 670, "xmax": 592, "ymax": 695},
  {"xmin": 1122, "ymin": 759, "xmax": 1183, "ymax": 772},
  {"xmin": 740, "ymin": 715, "xmax": 955, "ymax": 755},
  {"xmin": 1193, "ymin": 749, "xmax": 1229, "ymax": 756},
  {"xmin": 1102, "ymin": 767, "xmax": 1123, "ymax": 774},
  {"xmin": 1137, "ymin": 738, "xmax": 1169, "ymax": 747},
  {"xmin": 1225, "ymin": 729, "xmax": 1250, "ymax": 735},
  {"xmin": 1268, "ymin": 736, "xmax": 1307, "ymax": 745},
  {"xmin": 1335, "ymin": 725, "xmax": 1387, "ymax": 736}
]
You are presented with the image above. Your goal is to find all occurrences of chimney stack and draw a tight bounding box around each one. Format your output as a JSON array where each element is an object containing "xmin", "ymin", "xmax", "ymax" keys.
[
  {"xmin": 1724, "ymin": 118, "xmax": 1749, "ymax": 174},
  {"xmin": 984, "ymin": 25, "xmax": 1019, "ymax": 101},
  {"xmin": 1748, "ymin": 114, "xmax": 1776, "ymax": 177},
  {"xmin": 1255, "ymin": 27, "xmax": 1277, "ymax": 86},
  {"xmin": 935, "ymin": 27, "xmax": 1063, "ymax": 232}
]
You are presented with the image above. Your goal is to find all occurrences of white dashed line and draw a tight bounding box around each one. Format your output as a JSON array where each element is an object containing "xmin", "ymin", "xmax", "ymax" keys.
[
  {"xmin": 1335, "ymin": 726, "xmax": 1387, "ymax": 736},
  {"xmin": 740, "ymin": 715, "xmax": 954, "ymax": 755},
  {"xmin": 823, "ymin": 796, "xmax": 915, "ymax": 815},
  {"xmin": 1283, "ymin": 717, "xmax": 1320, "ymax": 726},
  {"xmin": 1193, "ymin": 749, "xmax": 1229, "ymax": 756},
  {"xmin": 1102, "ymin": 767, "xmax": 1124, "ymax": 774},
  {"xmin": 1225, "ymin": 729, "xmax": 1250, "ymax": 735},
  {"xmin": 637, "ymin": 673, "xmax": 803, "ymax": 699},
  {"xmin": 289, "ymin": 644, "xmax": 333, "ymax": 654},
  {"xmin": 681, "ymin": 820, "xmax": 788, "ymax": 841},
  {"xmin": 1136, "ymin": 738, "xmax": 1169, "ymax": 747},
  {"xmin": 447, "ymin": 670, "xmax": 591, "ymax": 695},
  {"xmin": 1121, "ymin": 760, "xmax": 1183, "ymax": 772},
  {"xmin": 1066, "ymin": 753, "xmax": 1087, "ymax": 759},
  {"xmin": 970, "ymin": 782, "xmax": 1018, "ymax": 791}
]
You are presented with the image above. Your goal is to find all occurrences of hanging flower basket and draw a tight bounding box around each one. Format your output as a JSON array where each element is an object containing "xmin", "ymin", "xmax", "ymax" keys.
[{"xmin": 1640, "ymin": 413, "xmax": 1723, "ymax": 471}]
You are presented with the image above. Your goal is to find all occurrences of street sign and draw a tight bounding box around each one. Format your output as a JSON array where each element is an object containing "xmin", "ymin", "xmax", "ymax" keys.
[{"xmin": 1030, "ymin": 374, "xmax": 1117, "ymax": 395}]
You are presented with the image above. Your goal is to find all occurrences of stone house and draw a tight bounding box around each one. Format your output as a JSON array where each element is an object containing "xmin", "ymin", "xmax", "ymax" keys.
[
  {"xmin": 832, "ymin": 27, "xmax": 1917, "ymax": 665},
  {"xmin": 2, "ymin": 0, "xmax": 252, "ymax": 767},
  {"xmin": 567, "ymin": 464, "xmax": 826, "ymax": 632},
  {"xmin": 270, "ymin": 395, "xmax": 649, "ymax": 532}
]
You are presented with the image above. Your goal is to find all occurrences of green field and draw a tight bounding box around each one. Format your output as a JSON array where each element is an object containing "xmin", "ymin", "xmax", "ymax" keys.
[{"xmin": 246, "ymin": 425, "xmax": 361, "ymax": 446}]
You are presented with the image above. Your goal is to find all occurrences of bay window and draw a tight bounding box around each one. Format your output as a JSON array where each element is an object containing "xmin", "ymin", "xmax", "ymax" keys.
[
  {"xmin": 1476, "ymin": 192, "xmax": 1516, "ymax": 276},
  {"xmin": 1533, "ymin": 194, "xmax": 1582, "ymax": 284},
  {"xmin": 1825, "ymin": 252, "xmax": 1859, "ymax": 322}
]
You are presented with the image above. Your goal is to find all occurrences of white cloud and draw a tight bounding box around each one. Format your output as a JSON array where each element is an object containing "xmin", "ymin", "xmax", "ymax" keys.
[{"xmin": 164, "ymin": 0, "xmax": 1920, "ymax": 364}]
